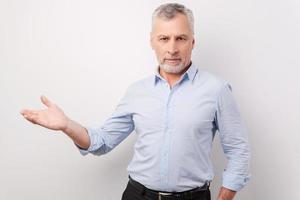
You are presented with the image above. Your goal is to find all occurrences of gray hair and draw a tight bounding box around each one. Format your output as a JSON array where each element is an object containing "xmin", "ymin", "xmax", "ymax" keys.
[{"xmin": 152, "ymin": 3, "xmax": 194, "ymax": 34}]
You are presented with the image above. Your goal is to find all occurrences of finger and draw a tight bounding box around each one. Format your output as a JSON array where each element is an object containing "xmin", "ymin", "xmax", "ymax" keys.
[
  {"xmin": 20, "ymin": 109, "xmax": 39, "ymax": 116},
  {"xmin": 41, "ymin": 95, "xmax": 52, "ymax": 107},
  {"xmin": 23, "ymin": 112, "xmax": 39, "ymax": 124},
  {"xmin": 20, "ymin": 109, "xmax": 27, "ymax": 115},
  {"xmin": 20, "ymin": 109, "xmax": 30, "ymax": 115}
]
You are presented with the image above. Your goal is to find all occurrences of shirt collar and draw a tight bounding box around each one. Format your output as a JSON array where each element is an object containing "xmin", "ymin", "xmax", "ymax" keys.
[{"xmin": 154, "ymin": 62, "xmax": 198, "ymax": 85}]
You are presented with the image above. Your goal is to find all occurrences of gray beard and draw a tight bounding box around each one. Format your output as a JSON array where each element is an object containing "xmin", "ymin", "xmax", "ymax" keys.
[{"xmin": 159, "ymin": 62, "xmax": 186, "ymax": 74}]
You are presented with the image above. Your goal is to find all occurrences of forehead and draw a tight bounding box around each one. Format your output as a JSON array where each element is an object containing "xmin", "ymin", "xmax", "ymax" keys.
[{"xmin": 152, "ymin": 13, "xmax": 192, "ymax": 36}]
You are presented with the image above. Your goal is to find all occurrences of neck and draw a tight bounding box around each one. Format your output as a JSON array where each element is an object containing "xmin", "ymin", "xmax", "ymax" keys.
[{"xmin": 159, "ymin": 61, "xmax": 192, "ymax": 87}]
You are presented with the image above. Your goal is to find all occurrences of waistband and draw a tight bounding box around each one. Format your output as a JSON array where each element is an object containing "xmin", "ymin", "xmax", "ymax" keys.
[{"xmin": 128, "ymin": 176, "xmax": 210, "ymax": 199}]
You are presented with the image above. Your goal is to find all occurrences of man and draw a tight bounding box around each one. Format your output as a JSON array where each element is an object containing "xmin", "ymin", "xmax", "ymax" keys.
[{"xmin": 21, "ymin": 3, "xmax": 250, "ymax": 200}]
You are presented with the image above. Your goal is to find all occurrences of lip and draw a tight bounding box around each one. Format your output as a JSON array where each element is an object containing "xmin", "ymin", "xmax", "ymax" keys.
[
  {"xmin": 165, "ymin": 58, "xmax": 181, "ymax": 61},
  {"xmin": 164, "ymin": 58, "xmax": 181, "ymax": 64}
]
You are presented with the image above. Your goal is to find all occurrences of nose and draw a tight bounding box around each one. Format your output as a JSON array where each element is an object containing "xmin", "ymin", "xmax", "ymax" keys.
[{"xmin": 167, "ymin": 39, "xmax": 179, "ymax": 55}]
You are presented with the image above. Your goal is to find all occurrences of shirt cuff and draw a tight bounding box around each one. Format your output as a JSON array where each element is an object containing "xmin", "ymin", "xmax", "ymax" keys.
[{"xmin": 222, "ymin": 170, "xmax": 251, "ymax": 191}]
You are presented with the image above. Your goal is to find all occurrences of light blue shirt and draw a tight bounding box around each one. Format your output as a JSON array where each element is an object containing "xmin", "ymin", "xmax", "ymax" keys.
[{"xmin": 77, "ymin": 63, "xmax": 251, "ymax": 192}]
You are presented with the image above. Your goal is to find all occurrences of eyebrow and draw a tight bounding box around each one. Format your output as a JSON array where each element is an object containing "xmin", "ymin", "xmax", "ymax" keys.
[{"xmin": 157, "ymin": 34, "xmax": 189, "ymax": 38}]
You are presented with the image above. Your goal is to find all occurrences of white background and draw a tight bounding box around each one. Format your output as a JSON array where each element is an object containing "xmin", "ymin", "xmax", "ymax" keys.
[{"xmin": 1, "ymin": 0, "xmax": 299, "ymax": 199}]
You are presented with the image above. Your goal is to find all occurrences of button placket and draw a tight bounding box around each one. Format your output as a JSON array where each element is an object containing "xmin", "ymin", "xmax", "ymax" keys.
[{"xmin": 160, "ymin": 83, "xmax": 178, "ymax": 189}]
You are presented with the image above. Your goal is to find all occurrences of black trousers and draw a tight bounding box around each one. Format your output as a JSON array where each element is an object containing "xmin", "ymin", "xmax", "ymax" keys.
[{"xmin": 121, "ymin": 178, "xmax": 211, "ymax": 200}]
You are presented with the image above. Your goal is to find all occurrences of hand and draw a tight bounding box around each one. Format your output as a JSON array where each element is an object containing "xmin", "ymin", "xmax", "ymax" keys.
[
  {"xmin": 217, "ymin": 187, "xmax": 236, "ymax": 200},
  {"xmin": 20, "ymin": 95, "xmax": 69, "ymax": 131}
]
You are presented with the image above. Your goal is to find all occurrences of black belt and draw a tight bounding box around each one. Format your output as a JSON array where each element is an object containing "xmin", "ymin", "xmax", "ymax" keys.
[{"xmin": 128, "ymin": 176, "xmax": 210, "ymax": 200}]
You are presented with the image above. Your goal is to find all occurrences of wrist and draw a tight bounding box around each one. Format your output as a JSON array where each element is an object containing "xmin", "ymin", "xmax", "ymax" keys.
[
  {"xmin": 61, "ymin": 117, "xmax": 71, "ymax": 133},
  {"xmin": 217, "ymin": 187, "xmax": 236, "ymax": 200}
]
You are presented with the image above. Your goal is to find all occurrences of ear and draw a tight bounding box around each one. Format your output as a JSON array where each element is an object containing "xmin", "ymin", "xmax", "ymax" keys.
[
  {"xmin": 150, "ymin": 32, "xmax": 155, "ymax": 49},
  {"xmin": 192, "ymin": 37, "xmax": 195, "ymax": 49}
]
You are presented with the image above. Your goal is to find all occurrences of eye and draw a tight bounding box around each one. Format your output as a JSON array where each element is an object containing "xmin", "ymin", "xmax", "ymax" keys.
[
  {"xmin": 177, "ymin": 37, "xmax": 186, "ymax": 41},
  {"xmin": 159, "ymin": 37, "xmax": 169, "ymax": 41}
]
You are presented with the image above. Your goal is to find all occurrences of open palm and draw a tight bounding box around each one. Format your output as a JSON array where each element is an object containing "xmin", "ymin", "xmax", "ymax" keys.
[{"xmin": 20, "ymin": 95, "xmax": 69, "ymax": 131}]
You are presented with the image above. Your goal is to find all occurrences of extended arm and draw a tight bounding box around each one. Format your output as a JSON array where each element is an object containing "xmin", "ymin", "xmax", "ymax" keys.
[{"xmin": 20, "ymin": 95, "xmax": 90, "ymax": 149}]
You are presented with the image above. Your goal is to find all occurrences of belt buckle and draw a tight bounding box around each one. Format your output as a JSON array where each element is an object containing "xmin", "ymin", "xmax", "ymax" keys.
[{"xmin": 158, "ymin": 192, "xmax": 172, "ymax": 200}]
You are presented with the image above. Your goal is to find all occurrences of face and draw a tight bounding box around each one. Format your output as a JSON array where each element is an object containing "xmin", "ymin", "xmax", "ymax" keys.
[{"xmin": 151, "ymin": 13, "xmax": 195, "ymax": 74}]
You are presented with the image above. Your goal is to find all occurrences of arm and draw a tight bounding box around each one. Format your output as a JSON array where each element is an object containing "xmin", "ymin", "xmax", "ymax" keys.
[
  {"xmin": 62, "ymin": 118, "xmax": 90, "ymax": 149},
  {"xmin": 215, "ymin": 83, "xmax": 251, "ymax": 199},
  {"xmin": 20, "ymin": 95, "xmax": 90, "ymax": 149},
  {"xmin": 21, "ymin": 87, "xmax": 135, "ymax": 155},
  {"xmin": 217, "ymin": 187, "xmax": 236, "ymax": 200},
  {"xmin": 78, "ymin": 87, "xmax": 135, "ymax": 155}
]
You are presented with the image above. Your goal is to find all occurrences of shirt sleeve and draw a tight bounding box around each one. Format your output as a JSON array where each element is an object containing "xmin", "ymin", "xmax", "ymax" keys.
[
  {"xmin": 215, "ymin": 83, "xmax": 251, "ymax": 191},
  {"xmin": 76, "ymin": 86, "xmax": 135, "ymax": 156}
]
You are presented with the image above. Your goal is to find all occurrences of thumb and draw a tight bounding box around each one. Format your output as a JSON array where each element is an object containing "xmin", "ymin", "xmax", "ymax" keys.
[{"xmin": 41, "ymin": 95, "xmax": 52, "ymax": 107}]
